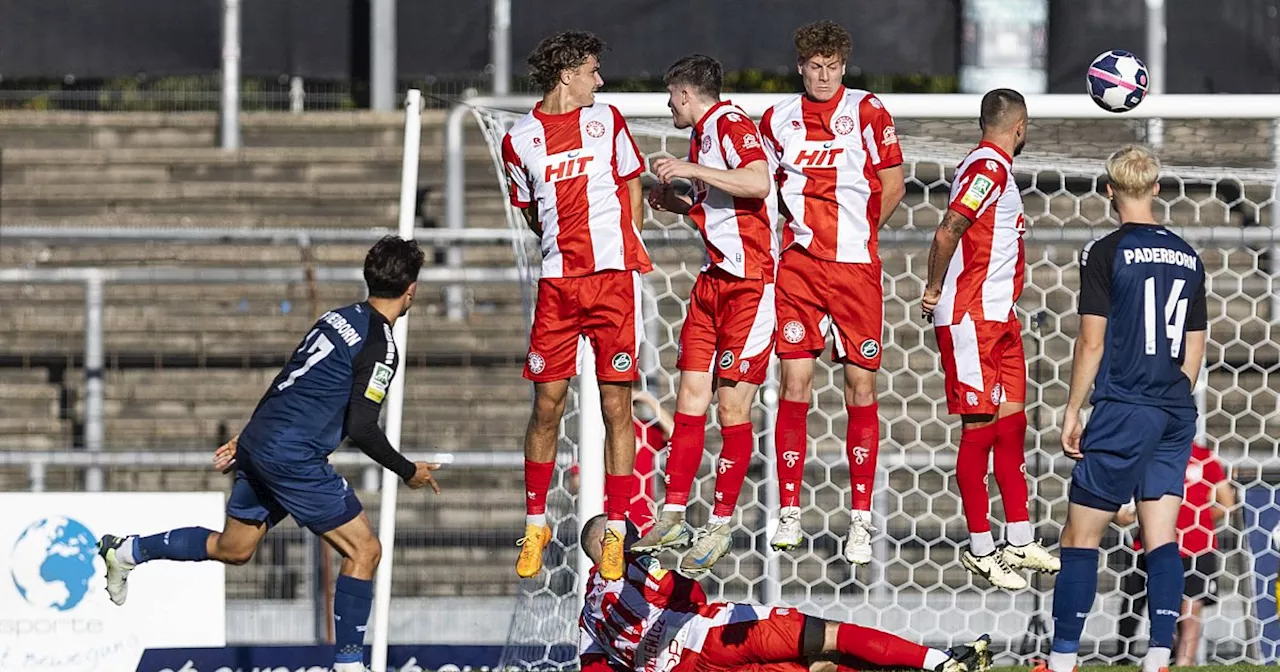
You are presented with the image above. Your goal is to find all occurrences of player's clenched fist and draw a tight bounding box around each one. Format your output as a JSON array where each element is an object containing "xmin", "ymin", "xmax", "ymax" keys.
[
  {"xmin": 920, "ymin": 285, "xmax": 941, "ymax": 322},
  {"xmin": 1060, "ymin": 410, "xmax": 1084, "ymax": 460},
  {"xmin": 647, "ymin": 183, "xmax": 691, "ymax": 215},
  {"xmin": 406, "ymin": 461, "xmax": 443, "ymax": 493},
  {"xmin": 651, "ymin": 157, "xmax": 699, "ymax": 184}
]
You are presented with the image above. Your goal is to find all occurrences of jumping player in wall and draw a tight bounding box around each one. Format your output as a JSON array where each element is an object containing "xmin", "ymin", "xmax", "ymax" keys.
[
  {"xmin": 501, "ymin": 31, "xmax": 653, "ymax": 581},
  {"xmin": 635, "ymin": 54, "xmax": 779, "ymax": 575},
  {"xmin": 1040, "ymin": 145, "xmax": 1207, "ymax": 672},
  {"xmin": 920, "ymin": 89, "xmax": 1059, "ymax": 589},
  {"xmin": 757, "ymin": 20, "xmax": 907, "ymax": 563},
  {"xmin": 97, "ymin": 236, "xmax": 441, "ymax": 672},
  {"xmin": 579, "ymin": 514, "xmax": 992, "ymax": 672}
]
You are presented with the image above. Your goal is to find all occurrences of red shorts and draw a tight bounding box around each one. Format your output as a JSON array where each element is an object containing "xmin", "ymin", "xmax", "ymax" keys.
[
  {"xmin": 934, "ymin": 316, "xmax": 1026, "ymax": 416},
  {"xmin": 678, "ymin": 606, "xmax": 808, "ymax": 672},
  {"xmin": 677, "ymin": 268, "xmax": 776, "ymax": 386},
  {"xmin": 775, "ymin": 248, "xmax": 883, "ymax": 369},
  {"xmin": 524, "ymin": 270, "xmax": 642, "ymax": 383}
]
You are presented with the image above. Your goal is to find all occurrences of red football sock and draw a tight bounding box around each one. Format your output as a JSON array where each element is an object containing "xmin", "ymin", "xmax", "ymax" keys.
[
  {"xmin": 993, "ymin": 411, "xmax": 1031, "ymax": 523},
  {"xmin": 774, "ymin": 400, "xmax": 809, "ymax": 508},
  {"xmin": 524, "ymin": 459, "xmax": 555, "ymax": 518},
  {"xmin": 846, "ymin": 403, "xmax": 880, "ymax": 511},
  {"xmin": 662, "ymin": 413, "xmax": 707, "ymax": 507},
  {"xmin": 604, "ymin": 473, "xmax": 636, "ymax": 521},
  {"xmin": 711, "ymin": 423, "xmax": 754, "ymax": 518},
  {"xmin": 956, "ymin": 424, "xmax": 998, "ymax": 533},
  {"xmin": 836, "ymin": 623, "xmax": 928, "ymax": 669}
]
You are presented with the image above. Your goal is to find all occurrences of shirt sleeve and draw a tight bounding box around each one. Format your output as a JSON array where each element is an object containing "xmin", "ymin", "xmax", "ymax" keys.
[
  {"xmin": 948, "ymin": 159, "xmax": 1007, "ymax": 221},
  {"xmin": 501, "ymin": 133, "xmax": 533, "ymax": 209},
  {"xmin": 1187, "ymin": 264, "xmax": 1208, "ymax": 331},
  {"xmin": 858, "ymin": 94, "xmax": 903, "ymax": 171},
  {"xmin": 611, "ymin": 106, "xmax": 644, "ymax": 181},
  {"xmin": 758, "ymin": 107, "xmax": 784, "ymax": 161},
  {"xmin": 1077, "ymin": 236, "xmax": 1115, "ymax": 318},
  {"xmin": 717, "ymin": 112, "xmax": 768, "ymax": 169},
  {"xmin": 344, "ymin": 321, "xmax": 416, "ymax": 481}
]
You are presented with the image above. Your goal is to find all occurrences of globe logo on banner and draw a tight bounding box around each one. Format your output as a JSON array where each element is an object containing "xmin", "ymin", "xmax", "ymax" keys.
[{"xmin": 10, "ymin": 516, "xmax": 97, "ymax": 611}]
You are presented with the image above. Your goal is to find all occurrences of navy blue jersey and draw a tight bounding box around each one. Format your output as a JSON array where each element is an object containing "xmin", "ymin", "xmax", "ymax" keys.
[
  {"xmin": 1078, "ymin": 223, "xmax": 1207, "ymax": 410},
  {"xmin": 239, "ymin": 302, "xmax": 399, "ymax": 462}
]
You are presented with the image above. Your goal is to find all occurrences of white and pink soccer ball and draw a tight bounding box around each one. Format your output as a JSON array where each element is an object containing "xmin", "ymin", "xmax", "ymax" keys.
[{"xmin": 1086, "ymin": 50, "xmax": 1149, "ymax": 113}]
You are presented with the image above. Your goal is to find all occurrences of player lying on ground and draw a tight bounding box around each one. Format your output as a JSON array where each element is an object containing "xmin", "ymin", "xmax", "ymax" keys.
[
  {"xmin": 98, "ymin": 236, "xmax": 440, "ymax": 672},
  {"xmin": 757, "ymin": 20, "xmax": 906, "ymax": 563},
  {"xmin": 1042, "ymin": 145, "xmax": 1207, "ymax": 672},
  {"xmin": 579, "ymin": 514, "xmax": 992, "ymax": 672},
  {"xmin": 502, "ymin": 30, "xmax": 653, "ymax": 581},
  {"xmin": 634, "ymin": 53, "xmax": 779, "ymax": 575},
  {"xmin": 920, "ymin": 88, "xmax": 1058, "ymax": 590}
]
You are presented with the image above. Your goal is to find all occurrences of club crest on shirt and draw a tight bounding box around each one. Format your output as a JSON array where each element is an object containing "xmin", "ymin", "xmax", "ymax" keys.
[
  {"xmin": 700, "ymin": 135, "xmax": 712, "ymax": 154},
  {"xmin": 585, "ymin": 120, "xmax": 606, "ymax": 138},
  {"xmin": 833, "ymin": 115, "xmax": 855, "ymax": 135}
]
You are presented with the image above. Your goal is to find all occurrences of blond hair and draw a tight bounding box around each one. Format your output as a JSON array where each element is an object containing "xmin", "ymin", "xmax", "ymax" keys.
[{"xmin": 1106, "ymin": 144, "xmax": 1161, "ymax": 200}]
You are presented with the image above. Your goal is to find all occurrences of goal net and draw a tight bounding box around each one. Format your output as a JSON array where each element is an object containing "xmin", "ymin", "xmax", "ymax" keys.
[{"xmin": 472, "ymin": 96, "xmax": 1280, "ymax": 668}]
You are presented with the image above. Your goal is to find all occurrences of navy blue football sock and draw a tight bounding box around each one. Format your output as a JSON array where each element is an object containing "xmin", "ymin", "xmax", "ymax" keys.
[
  {"xmin": 134, "ymin": 527, "xmax": 213, "ymax": 563},
  {"xmin": 334, "ymin": 574, "xmax": 374, "ymax": 666},
  {"xmin": 1145, "ymin": 542, "xmax": 1183, "ymax": 649},
  {"xmin": 1051, "ymin": 547, "xmax": 1100, "ymax": 654}
]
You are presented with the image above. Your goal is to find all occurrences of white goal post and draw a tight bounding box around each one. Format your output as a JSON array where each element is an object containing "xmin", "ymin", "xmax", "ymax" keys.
[{"xmin": 370, "ymin": 92, "xmax": 1280, "ymax": 669}]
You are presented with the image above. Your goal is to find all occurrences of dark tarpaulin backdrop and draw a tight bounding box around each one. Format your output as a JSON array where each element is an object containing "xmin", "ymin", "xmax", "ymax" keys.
[
  {"xmin": 1048, "ymin": 0, "xmax": 1280, "ymax": 93},
  {"xmin": 0, "ymin": 0, "xmax": 1277, "ymax": 92}
]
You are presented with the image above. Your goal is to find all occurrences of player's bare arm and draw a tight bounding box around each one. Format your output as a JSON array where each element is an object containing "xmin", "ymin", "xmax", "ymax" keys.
[
  {"xmin": 876, "ymin": 165, "xmax": 907, "ymax": 228},
  {"xmin": 1180, "ymin": 329, "xmax": 1207, "ymax": 386},
  {"xmin": 213, "ymin": 434, "xmax": 238, "ymax": 472},
  {"xmin": 921, "ymin": 208, "xmax": 974, "ymax": 319},
  {"xmin": 1062, "ymin": 314, "xmax": 1107, "ymax": 459},
  {"xmin": 627, "ymin": 177, "xmax": 644, "ymax": 231},
  {"xmin": 647, "ymin": 182, "xmax": 692, "ymax": 215},
  {"xmin": 522, "ymin": 205, "xmax": 543, "ymax": 237},
  {"xmin": 652, "ymin": 156, "xmax": 771, "ymax": 199}
]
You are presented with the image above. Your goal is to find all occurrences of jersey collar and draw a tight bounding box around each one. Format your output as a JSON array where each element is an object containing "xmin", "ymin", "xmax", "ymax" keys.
[
  {"xmin": 694, "ymin": 100, "xmax": 732, "ymax": 136},
  {"xmin": 978, "ymin": 140, "xmax": 1013, "ymax": 163},
  {"xmin": 801, "ymin": 86, "xmax": 846, "ymax": 112},
  {"xmin": 532, "ymin": 101, "xmax": 584, "ymax": 123}
]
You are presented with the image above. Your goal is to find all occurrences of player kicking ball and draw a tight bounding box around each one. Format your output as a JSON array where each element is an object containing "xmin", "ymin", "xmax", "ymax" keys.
[
  {"xmin": 757, "ymin": 20, "xmax": 907, "ymax": 563},
  {"xmin": 501, "ymin": 31, "xmax": 653, "ymax": 581},
  {"xmin": 1039, "ymin": 145, "xmax": 1207, "ymax": 672},
  {"xmin": 634, "ymin": 54, "xmax": 778, "ymax": 574},
  {"xmin": 97, "ymin": 236, "xmax": 441, "ymax": 672},
  {"xmin": 580, "ymin": 514, "xmax": 992, "ymax": 672},
  {"xmin": 921, "ymin": 89, "xmax": 1058, "ymax": 590}
]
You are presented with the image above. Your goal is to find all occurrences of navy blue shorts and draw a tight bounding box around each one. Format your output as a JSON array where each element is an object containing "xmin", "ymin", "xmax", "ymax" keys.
[
  {"xmin": 1070, "ymin": 400, "xmax": 1196, "ymax": 511},
  {"xmin": 226, "ymin": 447, "xmax": 362, "ymax": 534}
]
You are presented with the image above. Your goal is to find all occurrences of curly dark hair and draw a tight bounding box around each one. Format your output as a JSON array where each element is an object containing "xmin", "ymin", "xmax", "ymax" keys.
[
  {"xmin": 527, "ymin": 31, "xmax": 606, "ymax": 93},
  {"xmin": 793, "ymin": 20, "xmax": 851, "ymax": 62}
]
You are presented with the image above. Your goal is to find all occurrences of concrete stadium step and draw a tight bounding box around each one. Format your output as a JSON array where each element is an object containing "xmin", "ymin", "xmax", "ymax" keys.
[
  {"xmin": 0, "ymin": 111, "xmax": 484, "ymax": 151},
  {"xmin": 0, "ymin": 418, "xmax": 71, "ymax": 449},
  {"xmin": 0, "ymin": 382, "xmax": 61, "ymax": 419},
  {"xmin": 1, "ymin": 146, "xmax": 497, "ymax": 186}
]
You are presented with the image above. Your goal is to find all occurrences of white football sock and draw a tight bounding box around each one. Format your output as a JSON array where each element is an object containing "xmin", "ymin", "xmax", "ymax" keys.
[
  {"xmin": 117, "ymin": 537, "xmax": 138, "ymax": 566},
  {"xmin": 1143, "ymin": 646, "xmax": 1172, "ymax": 672},
  {"xmin": 1048, "ymin": 650, "xmax": 1078, "ymax": 672},
  {"xmin": 969, "ymin": 531, "xmax": 996, "ymax": 557},
  {"xmin": 525, "ymin": 513, "xmax": 546, "ymax": 527},
  {"xmin": 707, "ymin": 514, "xmax": 732, "ymax": 526},
  {"xmin": 1006, "ymin": 520, "xmax": 1034, "ymax": 547},
  {"xmin": 661, "ymin": 504, "xmax": 687, "ymax": 514}
]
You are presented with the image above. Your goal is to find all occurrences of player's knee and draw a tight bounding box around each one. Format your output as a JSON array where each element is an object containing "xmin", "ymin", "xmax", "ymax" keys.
[
  {"xmin": 599, "ymin": 392, "xmax": 631, "ymax": 427},
  {"xmin": 530, "ymin": 392, "xmax": 567, "ymax": 429},
  {"xmin": 715, "ymin": 398, "xmax": 752, "ymax": 427},
  {"xmin": 780, "ymin": 373, "xmax": 813, "ymax": 402},
  {"xmin": 352, "ymin": 537, "xmax": 382, "ymax": 571}
]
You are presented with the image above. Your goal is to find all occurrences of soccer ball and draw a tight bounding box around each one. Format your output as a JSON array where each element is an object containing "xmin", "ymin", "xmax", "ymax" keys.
[{"xmin": 1086, "ymin": 50, "xmax": 1149, "ymax": 113}]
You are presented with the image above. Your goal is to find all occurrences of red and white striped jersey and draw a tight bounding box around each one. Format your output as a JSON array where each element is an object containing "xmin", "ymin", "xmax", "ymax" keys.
[
  {"xmin": 934, "ymin": 142, "xmax": 1027, "ymax": 326},
  {"xmin": 760, "ymin": 87, "xmax": 903, "ymax": 263},
  {"xmin": 686, "ymin": 101, "xmax": 779, "ymax": 280},
  {"xmin": 579, "ymin": 554, "xmax": 716, "ymax": 672},
  {"xmin": 502, "ymin": 103, "xmax": 653, "ymax": 278}
]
